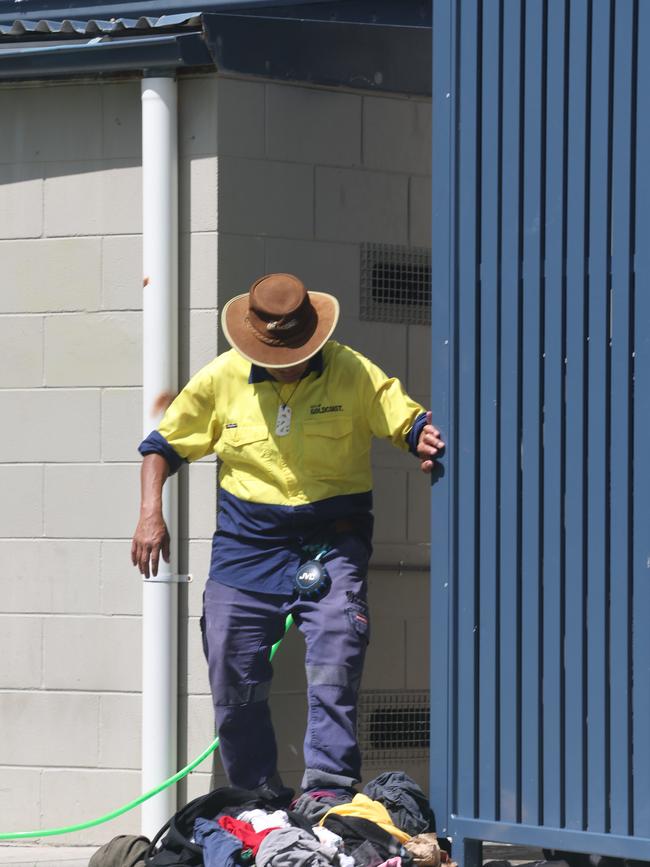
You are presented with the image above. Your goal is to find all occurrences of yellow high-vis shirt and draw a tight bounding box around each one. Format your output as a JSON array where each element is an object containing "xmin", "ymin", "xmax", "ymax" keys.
[{"xmin": 156, "ymin": 340, "xmax": 425, "ymax": 507}]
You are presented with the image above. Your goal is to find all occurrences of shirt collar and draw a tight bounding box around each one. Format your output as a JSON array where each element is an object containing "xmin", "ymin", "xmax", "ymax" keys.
[{"xmin": 248, "ymin": 350, "xmax": 324, "ymax": 384}]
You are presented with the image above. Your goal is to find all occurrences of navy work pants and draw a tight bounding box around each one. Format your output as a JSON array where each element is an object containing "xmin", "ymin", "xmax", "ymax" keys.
[{"xmin": 201, "ymin": 535, "xmax": 370, "ymax": 792}]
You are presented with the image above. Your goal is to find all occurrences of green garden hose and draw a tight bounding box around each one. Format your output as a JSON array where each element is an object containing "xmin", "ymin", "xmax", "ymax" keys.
[{"xmin": 0, "ymin": 614, "xmax": 294, "ymax": 841}]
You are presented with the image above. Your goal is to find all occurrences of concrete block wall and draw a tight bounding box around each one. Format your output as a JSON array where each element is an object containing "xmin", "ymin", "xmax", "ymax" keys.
[
  {"xmin": 0, "ymin": 77, "xmax": 217, "ymax": 843},
  {"xmin": 0, "ymin": 73, "xmax": 431, "ymax": 839}
]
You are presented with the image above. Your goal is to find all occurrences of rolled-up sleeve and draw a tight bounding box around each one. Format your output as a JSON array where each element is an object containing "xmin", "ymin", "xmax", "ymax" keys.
[
  {"xmin": 138, "ymin": 364, "xmax": 219, "ymax": 474},
  {"xmin": 138, "ymin": 429, "xmax": 185, "ymax": 474},
  {"xmin": 405, "ymin": 410, "xmax": 428, "ymax": 456}
]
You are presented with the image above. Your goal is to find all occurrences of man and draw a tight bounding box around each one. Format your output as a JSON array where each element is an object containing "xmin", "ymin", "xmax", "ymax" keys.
[{"xmin": 132, "ymin": 273, "xmax": 444, "ymax": 797}]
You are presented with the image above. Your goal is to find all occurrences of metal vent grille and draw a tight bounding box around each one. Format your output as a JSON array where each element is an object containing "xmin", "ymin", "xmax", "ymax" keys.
[
  {"xmin": 360, "ymin": 243, "xmax": 432, "ymax": 325},
  {"xmin": 358, "ymin": 690, "xmax": 430, "ymax": 764}
]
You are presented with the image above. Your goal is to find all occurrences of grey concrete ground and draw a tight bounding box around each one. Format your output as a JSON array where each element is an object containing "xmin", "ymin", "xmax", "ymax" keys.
[
  {"xmin": 0, "ymin": 841, "xmax": 544, "ymax": 867},
  {"xmin": 0, "ymin": 848, "xmax": 97, "ymax": 867},
  {"xmin": 483, "ymin": 843, "xmax": 546, "ymax": 863}
]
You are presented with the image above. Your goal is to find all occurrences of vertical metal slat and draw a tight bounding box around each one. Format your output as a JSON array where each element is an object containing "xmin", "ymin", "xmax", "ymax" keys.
[
  {"xmin": 608, "ymin": 0, "xmax": 635, "ymax": 838},
  {"xmin": 585, "ymin": 0, "xmax": 612, "ymax": 835},
  {"xmin": 455, "ymin": 0, "xmax": 481, "ymax": 820},
  {"xmin": 632, "ymin": 0, "xmax": 650, "ymax": 841},
  {"xmin": 520, "ymin": 0, "xmax": 544, "ymax": 827},
  {"xmin": 541, "ymin": 0, "xmax": 566, "ymax": 829},
  {"xmin": 563, "ymin": 0, "xmax": 590, "ymax": 833},
  {"xmin": 478, "ymin": 0, "xmax": 501, "ymax": 823},
  {"xmin": 498, "ymin": 0, "xmax": 523, "ymax": 825},
  {"xmin": 429, "ymin": 0, "xmax": 454, "ymax": 836}
]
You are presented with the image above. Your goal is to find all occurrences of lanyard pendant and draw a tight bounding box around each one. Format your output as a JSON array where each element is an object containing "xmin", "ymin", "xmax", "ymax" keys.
[{"xmin": 275, "ymin": 404, "xmax": 292, "ymax": 436}]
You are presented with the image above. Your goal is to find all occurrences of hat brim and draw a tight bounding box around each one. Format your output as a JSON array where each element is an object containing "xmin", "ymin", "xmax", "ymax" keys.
[{"xmin": 221, "ymin": 291, "xmax": 340, "ymax": 368}]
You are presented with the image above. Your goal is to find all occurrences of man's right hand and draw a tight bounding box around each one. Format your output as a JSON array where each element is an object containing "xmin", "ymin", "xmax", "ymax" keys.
[
  {"xmin": 132, "ymin": 452, "xmax": 171, "ymax": 577},
  {"xmin": 131, "ymin": 511, "xmax": 170, "ymax": 578}
]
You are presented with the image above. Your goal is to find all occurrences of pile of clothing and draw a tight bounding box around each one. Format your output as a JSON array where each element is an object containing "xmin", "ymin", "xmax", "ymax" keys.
[{"xmin": 91, "ymin": 772, "xmax": 454, "ymax": 867}]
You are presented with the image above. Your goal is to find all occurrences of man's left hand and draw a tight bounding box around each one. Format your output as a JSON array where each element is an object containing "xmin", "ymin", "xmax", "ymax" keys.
[{"xmin": 417, "ymin": 410, "xmax": 445, "ymax": 473}]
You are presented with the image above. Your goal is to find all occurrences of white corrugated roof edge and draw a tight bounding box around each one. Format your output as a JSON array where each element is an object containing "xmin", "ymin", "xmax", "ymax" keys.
[{"xmin": 0, "ymin": 12, "xmax": 202, "ymax": 37}]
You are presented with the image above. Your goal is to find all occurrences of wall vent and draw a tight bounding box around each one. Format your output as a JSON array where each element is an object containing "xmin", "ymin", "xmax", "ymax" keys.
[
  {"xmin": 360, "ymin": 243, "xmax": 431, "ymax": 325},
  {"xmin": 358, "ymin": 690, "xmax": 430, "ymax": 764}
]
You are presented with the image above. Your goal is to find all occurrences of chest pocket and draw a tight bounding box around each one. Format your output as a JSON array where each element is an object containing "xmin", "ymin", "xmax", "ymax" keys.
[
  {"xmin": 302, "ymin": 416, "xmax": 355, "ymax": 479},
  {"xmin": 218, "ymin": 424, "xmax": 270, "ymax": 467}
]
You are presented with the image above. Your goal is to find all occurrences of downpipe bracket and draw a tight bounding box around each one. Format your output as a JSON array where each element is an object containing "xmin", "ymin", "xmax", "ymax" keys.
[{"xmin": 143, "ymin": 573, "xmax": 192, "ymax": 584}]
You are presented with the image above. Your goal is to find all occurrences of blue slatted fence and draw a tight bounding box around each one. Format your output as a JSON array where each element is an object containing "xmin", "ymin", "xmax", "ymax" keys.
[{"xmin": 430, "ymin": 1, "xmax": 650, "ymax": 862}]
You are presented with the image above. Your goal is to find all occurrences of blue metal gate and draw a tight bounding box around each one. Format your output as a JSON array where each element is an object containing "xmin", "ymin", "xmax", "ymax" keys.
[{"xmin": 429, "ymin": 1, "xmax": 650, "ymax": 862}]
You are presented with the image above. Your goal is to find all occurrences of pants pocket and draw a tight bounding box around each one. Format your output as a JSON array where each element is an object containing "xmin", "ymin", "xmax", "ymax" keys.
[{"xmin": 345, "ymin": 600, "xmax": 370, "ymax": 644}]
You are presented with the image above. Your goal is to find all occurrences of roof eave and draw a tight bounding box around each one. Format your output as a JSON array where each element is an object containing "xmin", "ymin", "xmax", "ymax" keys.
[
  {"xmin": 204, "ymin": 13, "xmax": 431, "ymax": 96},
  {"xmin": 0, "ymin": 29, "xmax": 212, "ymax": 80},
  {"xmin": 0, "ymin": 6, "xmax": 431, "ymax": 95}
]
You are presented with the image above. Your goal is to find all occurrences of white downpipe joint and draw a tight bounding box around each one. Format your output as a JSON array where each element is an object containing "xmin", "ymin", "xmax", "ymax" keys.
[{"xmin": 141, "ymin": 75, "xmax": 179, "ymax": 837}]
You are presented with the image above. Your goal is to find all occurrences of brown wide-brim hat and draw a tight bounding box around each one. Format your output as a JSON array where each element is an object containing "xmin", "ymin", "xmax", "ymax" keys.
[{"xmin": 221, "ymin": 273, "xmax": 340, "ymax": 368}]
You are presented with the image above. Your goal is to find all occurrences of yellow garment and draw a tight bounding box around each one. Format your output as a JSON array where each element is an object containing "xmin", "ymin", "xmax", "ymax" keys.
[
  {"xmin": 319, "ymin": 793, "xmax": 411, "ymax": 843},
  {"xmin": 158, "ymin": 340, "xmax": 424, "ymax": 507}
]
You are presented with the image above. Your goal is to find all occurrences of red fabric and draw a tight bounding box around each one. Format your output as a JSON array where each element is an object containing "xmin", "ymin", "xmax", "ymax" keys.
[{"xmin": 217, "ymin": 816, "xmax": 278, "ymax": 855}]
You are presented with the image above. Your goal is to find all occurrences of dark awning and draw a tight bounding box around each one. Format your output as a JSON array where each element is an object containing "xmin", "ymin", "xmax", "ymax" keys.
[
  {"xmin": 204, "ymin": 12, "xmax": 430, "ymax": 96},
  {"xmin": 0, "ymin": 0, "xmax": 431, "ymax": 93}
]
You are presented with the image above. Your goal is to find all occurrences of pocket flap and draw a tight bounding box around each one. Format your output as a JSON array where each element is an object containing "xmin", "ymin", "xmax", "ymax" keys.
[
  {"xmin": 303, "ymin": 416, "xmax": 353, "ymax": 439},
  {"xmin": 222, "ymin": 424, "xmax": 268, "ymax": 446}
]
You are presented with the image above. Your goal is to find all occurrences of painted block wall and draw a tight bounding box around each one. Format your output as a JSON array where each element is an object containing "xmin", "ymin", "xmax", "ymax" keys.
[
  {"xmin": 1, "ymin": 80, "xmax": 144, "ymax": 844},
  {"xmin": 0, "ymin": 74, "xmax": 431, "ymax": 842}
]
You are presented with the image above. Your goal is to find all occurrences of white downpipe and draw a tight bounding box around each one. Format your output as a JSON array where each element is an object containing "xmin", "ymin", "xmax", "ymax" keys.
[{"xmin": 141, "ymin": 76, "xmax": 179, "ymax": 836}]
